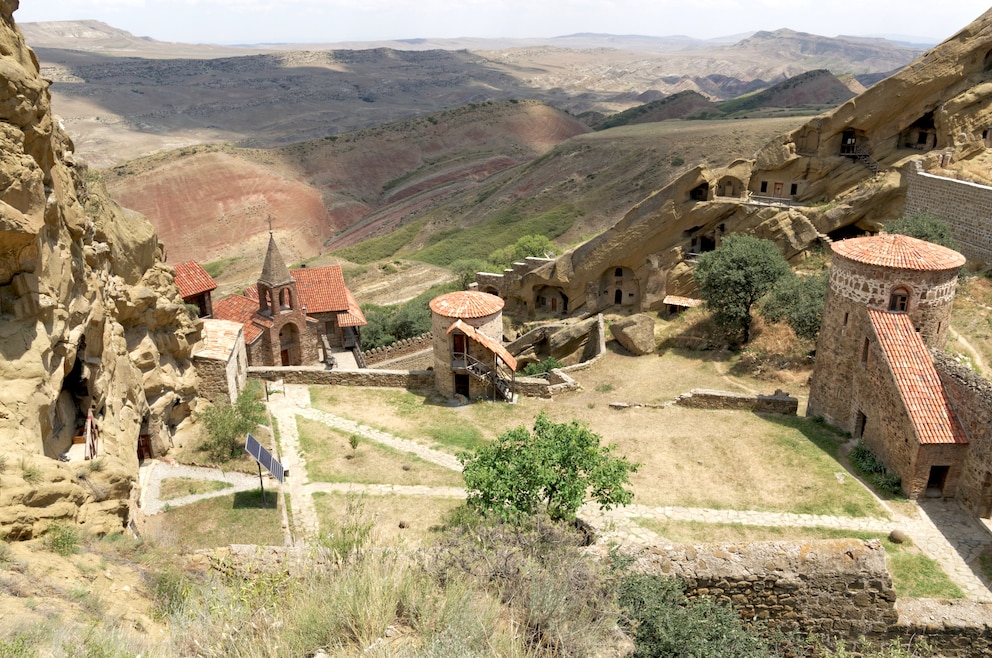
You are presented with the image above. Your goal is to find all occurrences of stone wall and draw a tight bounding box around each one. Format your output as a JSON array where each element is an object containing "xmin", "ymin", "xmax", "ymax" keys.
[
  {"xmin": 363, "ymin": 333, "xmax": 433, "ymax": 366},
  {"xmin": 514, "ymin": 369, "xmax": 581, "ymax": 398},
  {"xmin": 674, "ymin": 388, "xmax": 798, "ymax": 414},
  {"xmin": 932, "ymin": 350, "xmax": 992, "ymax": 517},
  {"xmin": 905, "ymin": 162, "xmax": 992, "ymax": 266},
  {"xmin": 248, "ymin": 366, "xmax": 434, "ymax": 389}
]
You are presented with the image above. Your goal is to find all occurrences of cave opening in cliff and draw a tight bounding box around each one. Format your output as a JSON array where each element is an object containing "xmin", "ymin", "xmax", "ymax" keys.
[
  {"xmin": 47, "ymin": 338, "xmax": 93, "ymax": 460},
  {"xmin": 827, "ymin": 224, "xmax": 873, "ymax": 242},
  {"xmin": 900, "ymin": 111, "xmax": 937, "ymax": 151},
  {"xmin": 689, "ymin": 182, "xmax": 710, "ymax": 201}
]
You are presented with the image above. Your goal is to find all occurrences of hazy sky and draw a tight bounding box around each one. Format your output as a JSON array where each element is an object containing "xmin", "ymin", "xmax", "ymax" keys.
[{"xmin": 17, "ymin": 1, "xmax": 992, "ymax": 45}]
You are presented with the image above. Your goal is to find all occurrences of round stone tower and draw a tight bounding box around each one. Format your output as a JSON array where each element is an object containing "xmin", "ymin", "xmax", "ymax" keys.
[
  {"xmin": 807, "ymin": 233, "xmax": 965, "ymax": 428},
  {"xmin": 430, "ymin": 290, "xmax": 505, "ymax": 399}
]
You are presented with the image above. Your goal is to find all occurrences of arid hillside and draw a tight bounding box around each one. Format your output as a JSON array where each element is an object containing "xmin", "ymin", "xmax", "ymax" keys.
[{"xmin": 27, "ymin": 21, "xmax": 921, "ymax": 167}]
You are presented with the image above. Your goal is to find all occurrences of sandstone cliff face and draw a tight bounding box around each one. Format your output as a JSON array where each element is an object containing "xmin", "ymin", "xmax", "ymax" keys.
[
  {"xmin": 0, "ymin": 1, "xmax": 198, "ymax": 538},
  {"xmin": 490, "ymin": 8, "xmax": 992, "ymax": 315}
]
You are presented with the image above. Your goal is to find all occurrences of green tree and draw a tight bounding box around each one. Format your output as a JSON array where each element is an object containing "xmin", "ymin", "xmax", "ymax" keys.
[
  {"xmin": 450, "ymin": 258, "xmax": 490, "ymax": 289},
  {"xmin": 886, "ymin": 212, "xmax": 957, "ymax": 250},
  {"xmin": 201, "ymin": 380, "xmax": 267, "ymax": 461},
  {"xmin": 488, "ymin": 234, "xmax": 557, "ymax": 269},
  {"xmin": 761, "ymin": 271, "xmax": 828, "ymax": 343},
  {"xmin": 694, "ymin": 234, "xmax": 791, "ymax": 344},
  {"xmin": 460, "ymin": 412, "xmax": 639, "ymax": 522}
]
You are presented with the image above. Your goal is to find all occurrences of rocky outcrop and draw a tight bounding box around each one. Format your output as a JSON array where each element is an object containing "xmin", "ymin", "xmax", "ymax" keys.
[
  {"xmin": 609, "ymin": 314, "xmax": 656, "ymax": 355},
  {"xmin": 487, "ymin": 8, "xmax": 992, "ymax": 316},
  {"xmin": 0, "ymin": 2, "xmax": 198, "ymax": 538}
]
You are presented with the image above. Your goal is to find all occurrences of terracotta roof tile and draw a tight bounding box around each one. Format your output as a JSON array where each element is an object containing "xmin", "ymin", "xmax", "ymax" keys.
[
  {"xmin": 336, "ymin": 288, "xmax": 367, "ymax": 327},
  {"xmin": 832, "ymin": 234, "xmax": 965, "ymax": 271},
  {"xmin": 447, "ymin": 319, "xmax": 517, "ymax": 371},
  {"xmin": 292, "ymin": 265, "xmax": 353, "ymax": 315},
  {"xmin": 172, "ymin": 261, "xmax": 217, "ymax": 298},
  {"xmin": 212, "ymin": 293, "xmax": 268, "ymax": 344},
  {"xmin": 868, "ymin": 309, "xmax": 967, "ymax": 445},
  {"xmin": 430, "ymin": 290, "xmax": 504, "ymax": 319},
  {"xmin": 194, "ymin": 319, "xmax": 244, "ymax": 360}
]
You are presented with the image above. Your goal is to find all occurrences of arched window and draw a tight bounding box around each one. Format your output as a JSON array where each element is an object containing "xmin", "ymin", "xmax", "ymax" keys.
[
  {"xmin": 888, "ymin": 288, "xmax": 910, "ymax": 312},
  {"xmin": 279, "ymin": 288, "xmax": 292, "ymax": 310}
]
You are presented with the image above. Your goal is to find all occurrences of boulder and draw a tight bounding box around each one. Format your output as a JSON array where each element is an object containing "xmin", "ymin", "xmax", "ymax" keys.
[{"xmin": 610, "ymin": 314, "xmax": 656, "ymax": 355}]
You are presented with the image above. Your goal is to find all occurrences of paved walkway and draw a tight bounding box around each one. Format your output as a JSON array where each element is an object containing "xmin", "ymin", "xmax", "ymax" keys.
[{"xmin": 139, "ymin": 382, "xmax": 992, "ymax": 602}]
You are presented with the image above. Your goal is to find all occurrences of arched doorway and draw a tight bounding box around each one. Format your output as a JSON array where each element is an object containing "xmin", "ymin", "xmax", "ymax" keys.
[{"xmin": 279, "ymin": 323, "xmax": 301, "ymax": 366}]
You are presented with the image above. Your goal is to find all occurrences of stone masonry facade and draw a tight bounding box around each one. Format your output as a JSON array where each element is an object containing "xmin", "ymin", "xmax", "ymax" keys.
[{"xmin": 905, "ymin": 162, "xmax": 992, "ymax": 266}]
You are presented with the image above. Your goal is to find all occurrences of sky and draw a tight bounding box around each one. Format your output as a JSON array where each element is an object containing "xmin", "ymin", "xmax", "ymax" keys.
[{"xmin": 17, "ymin": 1, "xmax": 992, "ymax": 46}]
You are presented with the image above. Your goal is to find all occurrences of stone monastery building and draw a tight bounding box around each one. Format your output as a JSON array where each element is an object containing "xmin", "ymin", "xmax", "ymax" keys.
[
  {"xmin": 210, "ymin": 234, "xmax": 366, "ymax": 367},
  {"xmin": 808, "ymin": 233, "xmax": 992, "ymax": 515}
]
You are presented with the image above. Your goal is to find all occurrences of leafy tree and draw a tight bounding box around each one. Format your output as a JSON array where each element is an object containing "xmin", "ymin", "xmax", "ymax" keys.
[
  {"xmin": 201, "ymin": 380, "xmax": 266, "ymax": 461},
  {"xmin": 886, "ymin": 212, "xmax": 957, "ymax": 250},
  {"xmin": 488, "ymin": 234, "xmax": 557, "ymax": 269},
  {"xmin": 761, "ymin": 271, "xmax": 828, "ymax": 343},
  {"xmin": 460, "ymin": 412, "xmax": 639, "ymax": 522},
  {"xmin": 694, "ymin": 234, "xmax": 791, "ymax": 344},
  {"xmin": 449, "ymin": 258, "xmax": 490, "ymax": 289}
]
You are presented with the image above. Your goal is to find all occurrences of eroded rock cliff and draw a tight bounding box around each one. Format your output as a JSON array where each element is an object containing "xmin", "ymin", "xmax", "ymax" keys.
[
  {"xmin": 485, "ymin": 7, "xmax": 992, "ymax": 316},
  {"xmin": 0, "ymin": 1, "xmax": 198, "ymax": 538}
]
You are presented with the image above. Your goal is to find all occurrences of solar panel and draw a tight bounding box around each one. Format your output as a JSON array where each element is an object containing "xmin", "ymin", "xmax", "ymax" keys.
[{"xmin": 244, "ymin": 433, "xmax": 285, "ymax": 483}]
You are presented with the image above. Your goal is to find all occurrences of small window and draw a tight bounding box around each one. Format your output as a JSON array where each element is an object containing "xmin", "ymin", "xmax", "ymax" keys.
[
  {"xmin": 888, "ymin": 288, "xmax": 910, "ymax": 312},
  {"xmin": 861, "ymin": 337, "xmax": 870, "ymax": 365},
  {"xmin": 615, "ymin": 267, "xmax": 623, "ymax": 277},
  {"xmin": 790, "ymin": 183, "xmax": 798, "ymax": 195},
  {"xmin": 843, "ymin": 312, "xmax": 849, "ymax": 326},
  {"xmin": 760, "ymin": 181, "xmax": 768, "ymax": 193}
]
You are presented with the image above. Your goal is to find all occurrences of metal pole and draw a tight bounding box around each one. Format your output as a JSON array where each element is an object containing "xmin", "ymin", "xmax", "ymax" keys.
[{"xmin": 258, "ymin": 462, "xmax": 267, "ymax": 506}]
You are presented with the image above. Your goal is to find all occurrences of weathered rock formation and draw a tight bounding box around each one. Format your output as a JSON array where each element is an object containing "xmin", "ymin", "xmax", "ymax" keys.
[
  {"xmin": 484, "ymin": 8, "xmax": 992, "ymax": 317},
  {"xmin": 609, "ymin": 314, "xmax": 656, "ymax": 355},
  {"xmin": 0, "ymin": 1, "xmax": 198, "ymax": 538}
]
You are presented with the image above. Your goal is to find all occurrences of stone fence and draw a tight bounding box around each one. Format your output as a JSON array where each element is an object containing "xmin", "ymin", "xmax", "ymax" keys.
[
  {"xmin": 248, "ymin": 366, "xmax": 433, "ymax": 389},
  {"xmin": 674, "ymin": 388, "xmax": 798, "ymax": 415},
  {"xmin": 362, "ymin": 332, "xmax": 433, "ymax": 366},
  {"xmin": 198, "ymin": 539, "xmax": 992, "ymax": 655},
  {"xmin": 905, "ymin": 161, "xmax": 992, "ymax": 266}
]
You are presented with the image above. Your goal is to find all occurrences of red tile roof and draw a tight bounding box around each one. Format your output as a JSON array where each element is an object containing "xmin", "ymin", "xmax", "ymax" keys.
[
  {"xmin": 292, "ymin": 265, "xmax": 351, "ymax": 314},
  {"xmin": 430, "ymin": 290, "xmax": 504, "ymax": 319},
  {"xmin": 833, "ymin": 234, "xmax": 965, "ymax": 271},
  {"xmin": 172, "ymin": 261, "xmax": 217, "ymax": 299},
  {"xmin": 868, "ymin": 309, "xmax": 967, "ymax": 445},
  {"xmin": 212, "ymin": 294, "xmax": 268, "ymax": 344},
  {"xmin": 447, "ymin": 319, "xmax": 517, "ymax": 371},
  {"xmin": 336, "ymin": 289, "xmax": 367, "ymax": 327}
]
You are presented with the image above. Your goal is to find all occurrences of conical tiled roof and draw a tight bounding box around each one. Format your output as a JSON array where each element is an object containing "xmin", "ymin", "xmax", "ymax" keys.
[
  {"xmin": 258, "ymin": 233, "xmax": 294, "ymax": 286},
  {"xmin": 832, "ymin": 234, "xmax": 965, "ymax": 271},
  {"xmin": 429, "ymin": 290, "xmax": 504, "ymax": 319}
]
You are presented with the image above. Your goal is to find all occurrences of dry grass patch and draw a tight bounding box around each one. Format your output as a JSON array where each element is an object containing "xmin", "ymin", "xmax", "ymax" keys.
[
  {"xmin": 296, "ymin": 416, "xmax": 463, "ymax": 487},
  {"xmin": 632, "ymin": 518, "xmax": 962, "ymax": 599},
  {"xmin": 144, "ymin": 489, "xmax": 284, "ymax": 549},
  {"xmin": 159, "ymin": 477, "xmax": 232, "ymax": 501},
  {"xmin": 949, "ymin": 274, "xmax": 992, "ymax": 377},
  {"xmin": 312, "ymin": 491, "xmax": 461, "ymax": 547}
]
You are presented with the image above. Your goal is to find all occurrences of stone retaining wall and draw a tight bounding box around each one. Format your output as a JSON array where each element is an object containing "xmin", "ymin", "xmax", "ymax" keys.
[
  {"xmin": 905, "ymin": 162, "xmax": 992, "ymax": 266},
  {"xmin": 362, "ymin": 333, "xmax": 433, "ymax": 365},
  {"xmin": 514, "ymin": 369, "xmax": 581, "ymax": 398},
  {"xmin": 674, "ymin": 388, "xmax": 798, "ymax": 414},
  {"xmin": 248, "ymin": 366, "xmax": 434, "ymax": 389}
]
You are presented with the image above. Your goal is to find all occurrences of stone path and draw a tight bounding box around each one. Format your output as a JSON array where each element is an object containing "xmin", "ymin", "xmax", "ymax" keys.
[
  {"xmin": 139, "ymin": 382, "xmax": 992, "ymax": 602},
  {"xmin": 138, "ymin": 462, "xmax": 261, "ymax": 515}
]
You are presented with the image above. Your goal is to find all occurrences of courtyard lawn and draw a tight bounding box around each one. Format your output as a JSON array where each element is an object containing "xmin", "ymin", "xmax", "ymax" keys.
[
  {"xmin": 296, "ymin": 416, "xmax": 463, "ymax": 487},
  {"xmin": 312, "ymin": 491, "xmax": 462, "ymax": 548},
  {"xmin": 158, "ymin": 477, "xmax": 232, "ymax": 501},
  {"xmin": 144, "ymin": 489, "xmax": 284, "ymax": 549},
  {"xmin": 307, "ymin": 348, "xmax": 886, "ymax": 518}
]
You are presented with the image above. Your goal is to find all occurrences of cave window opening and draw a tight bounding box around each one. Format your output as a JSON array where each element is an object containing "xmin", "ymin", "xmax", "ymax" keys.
[
  {"xmin": 138, "ymin": 415, "xmax": 153, "ymax": 462},
  {"xmin": 49, "ymin": 339, "xmax": 95, "ymax": 461}
]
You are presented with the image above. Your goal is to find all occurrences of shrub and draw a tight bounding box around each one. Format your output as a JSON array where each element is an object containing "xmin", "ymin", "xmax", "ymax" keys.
[
  {"xmin": 761, "ymin": 271, "xmax": 828, "ymax": 343},
  {"xmin": 886, "ymin": 213, "xmax": 956, "ymax": 250},
  {"xmin": 43, "ymin": 523, "xmax": 80, "ymax": 557},
  {"xmin": 200, "ymin": 380, "xmax": 266, "ymax": 461},
  {"xmin": 849, "ymin": 441, "xmax": 903, "ymax": 496},
  {"xmin": 522, "ymin": 357, "xmax": 564, "ymax": 377}
]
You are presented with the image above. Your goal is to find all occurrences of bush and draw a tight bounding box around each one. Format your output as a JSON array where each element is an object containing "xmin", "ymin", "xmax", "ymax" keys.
[
  {"xmin": 761, "ymin": 271, "xmax": 828, "ymax": 343},
  {"xmin": 886, "ymin": 213, "xmax": 956, "ymax": 250},
  {"xmin": 200, "ymin": 380, "xmax": 266, "ymax": 461},
  {"xmin": 522, "ymin": 357, "xmax": 564, "ymax": 377},
  {"xmin": 618, "ymin": 574, "xmax": 786, "ymax": 657},
  {"xmin": 849, "ymin": 441, "xmax": 903, "ymax": 496},
  {"xmin": 43, "ymin": 523, "xmax": 80, "ymax": 557}
]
